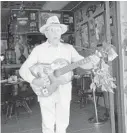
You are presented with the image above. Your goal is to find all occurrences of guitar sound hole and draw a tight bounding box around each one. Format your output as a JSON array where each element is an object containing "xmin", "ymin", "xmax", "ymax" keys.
[{"xmin": 54, "ymin": 70, "xmax": 60, "ymax": 77}]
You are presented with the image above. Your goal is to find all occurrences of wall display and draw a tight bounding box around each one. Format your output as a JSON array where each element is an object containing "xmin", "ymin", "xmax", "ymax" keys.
[
  {"xmin": 30, "ymin": 12, "xmax": 36, "ymax": 20},
  {"xmin": 8, "ymin": 35, "xmax": 15, "ymax": 49},
  {"xmin": 74, "ymin": 11, "xmax": 79, "ymax": 29},
  {"xmin": 1, "ymin": 40, "xmax": 8, "ymax": 54},
  {"xmin": 62, "ymin": 34, "xmax": 74, "ymax": 45},
  {"xmin": 110, "ymin": 16, "xmax": 113, "ymax": 26},
  {"xmin": 80, "ymin": 23, "xmax": 89, "ymax": 48},
  {"xmin": 75, "ymin": 29, "xmax": 82, "ymax": 48},
  {"xmin": 79, "ymin": 8, "xmax": 83, "ymax": 22},
  {"xmin": 39, "ymin": 12, "xmax": 61, "ymax": 28},
  {"xmin": 86, "ymin": 5, "xmax": 96, "ymax": 18},
  {"xmin": 27, "ymin": 34, "xmax": 47, "ymax": 54},
  {"xmin": 11, "ymin": 9, "xmax": 29, "ymax": 33},
  {"xmin": 29, "ymin": 11, "xmax": 39, "ymax": 32},
  {"xmin": 74, "ymin": 2, "xmax": 107, "ymax": 49},
  {"xmin": 82, "ymin": 7, "xmax": 86, "ymax": 22},
  {"xmin": 63, "ymin": 12, "xmax": 74, "ymax": 32},
  {"xmin": 11, "ymin": 9, "xmax": 39, "ymax": 34},
  {"xmin": 5, "ymin": 49, "xmax": 16, "ymax": 64},
  {"xmin": 95, "ymin": 2, "xmax": 105, "ymax": 11},
  {"xmin": 74, "ymin": 10, "xmax": 82, "ymax": 25},
  {"xmin": 89, "ymin": 18, "xmax": 96, "ymax": 47},
  {"xmin": 94, "ymin": 12, "xmax": 106, "ymax": 45},
  {"xmin": 14, "ymin": 35, "xmax": 29, "ymax": 64},
  {"xmin": 29, "ymin": 21, "xmax": 38, "ymax": 32}
]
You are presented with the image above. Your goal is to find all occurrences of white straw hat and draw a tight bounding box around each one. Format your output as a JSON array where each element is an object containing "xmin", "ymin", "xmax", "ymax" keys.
[{"xmin": 39, "ymin": 16, "xmax": 68, "ymax": 34}]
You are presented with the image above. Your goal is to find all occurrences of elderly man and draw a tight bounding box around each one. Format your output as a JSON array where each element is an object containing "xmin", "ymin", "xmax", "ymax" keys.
[{"xmin": 19, "ymin": 16, "xmax": 100, "ymax": 133}]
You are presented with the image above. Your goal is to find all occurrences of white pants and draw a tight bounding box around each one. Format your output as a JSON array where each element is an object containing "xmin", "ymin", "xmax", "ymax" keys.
[{"xmin": 39, "ymin": 95, "xmax": 71, "ymax": 133}]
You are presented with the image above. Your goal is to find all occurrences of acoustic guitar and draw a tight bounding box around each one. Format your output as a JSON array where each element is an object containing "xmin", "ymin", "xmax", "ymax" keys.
[{"xmin": 29, "ymin": 54, "xmax": 100, "ymax": 97}]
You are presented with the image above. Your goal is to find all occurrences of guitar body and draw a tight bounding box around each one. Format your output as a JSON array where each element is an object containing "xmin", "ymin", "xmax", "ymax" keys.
[
  {"xmin": 30, "ymin": 58, "xmax": 73, "ymax": 97},
  {"xmin": 29, "ymin": 54, "xmax": 100, "ymax": 97}
]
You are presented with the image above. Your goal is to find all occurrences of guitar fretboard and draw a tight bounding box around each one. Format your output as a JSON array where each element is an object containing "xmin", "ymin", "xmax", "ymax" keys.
[{"xmin": 55, "ymin": 56, "xmax": 91, "ymax": 77}]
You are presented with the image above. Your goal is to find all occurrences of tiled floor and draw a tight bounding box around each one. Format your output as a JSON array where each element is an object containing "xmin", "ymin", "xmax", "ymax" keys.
[{"xmin": 1, "ymin": 95, "xmax": 112, "ymax": 133}]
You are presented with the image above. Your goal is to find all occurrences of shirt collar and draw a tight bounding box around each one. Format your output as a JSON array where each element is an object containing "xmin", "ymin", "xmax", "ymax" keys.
[{"xmin": 45, "ymin": 39, "xmax": 62, "ymax": 48}]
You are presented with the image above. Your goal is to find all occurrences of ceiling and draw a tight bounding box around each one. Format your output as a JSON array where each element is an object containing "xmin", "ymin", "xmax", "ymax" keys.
[
  {"xmin": 1, "ymin": 1, "xmax": 82, "ymax": 35},
  {"xmin": 1, "ymin": 1, "xmax": 81, "ymax": 10}
]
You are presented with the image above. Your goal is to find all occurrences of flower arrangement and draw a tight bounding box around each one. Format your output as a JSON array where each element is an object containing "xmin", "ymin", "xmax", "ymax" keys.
[
  {"xmin": 90, "ymin": 59, "xmax": 117, "ymax": 93},
  {"xmin": 90, "ymin": 41, "xmax": 118, "ymax": 93},
  {"xmin": 88, "ymin": 41, "xmax": 118, "ymax": 124}
]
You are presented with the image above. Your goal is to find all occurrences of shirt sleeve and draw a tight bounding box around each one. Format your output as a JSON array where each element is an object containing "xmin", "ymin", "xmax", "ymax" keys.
[
  {"xmin": 19, "ymin": 47, "xmax": 38, "ymax": 84},
  {"xmin": 70, "ymin": 45, "xmax": 84, "ymax": 63},
  {"xmin": 70, "ymin": 45, "xmax": 100, "ymax": 70}
]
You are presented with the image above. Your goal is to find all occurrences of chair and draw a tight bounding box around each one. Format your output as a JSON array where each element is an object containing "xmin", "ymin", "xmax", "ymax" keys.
[
  {"xmin": 1, "ymin": 85, "xmax": 9, "ymax": 122},
  {"xmin": 2, "ymin": 81, "xmax": 36, "ymax": 123},
  {"xmin": 18, "ymin": 82, "xmax": 36, "ymax": 113},
  {"xmin": 1, "ymin": 83, "xmax": 19, "ymax": 123}
]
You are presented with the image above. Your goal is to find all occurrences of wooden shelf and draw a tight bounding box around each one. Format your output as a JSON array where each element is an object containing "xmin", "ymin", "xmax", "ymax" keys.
[
  {"xmin": 2, "ymin": 64, "xmax": 21, "ymax": 69},
  {"xmin": 26, "ymin": 32, "xmax": 42, "ymax": 35}
]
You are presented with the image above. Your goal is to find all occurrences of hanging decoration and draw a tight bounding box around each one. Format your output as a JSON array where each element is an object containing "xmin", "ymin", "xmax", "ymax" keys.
[{"xmin": 90, "ymin": 58, "xmax": 117, "ymax": 93}]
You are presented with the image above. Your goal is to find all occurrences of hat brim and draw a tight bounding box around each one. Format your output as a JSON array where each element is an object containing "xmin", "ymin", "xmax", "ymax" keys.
[{"xmin": 39, "ymin": 24, "xmax": 68, "ymax": 34}]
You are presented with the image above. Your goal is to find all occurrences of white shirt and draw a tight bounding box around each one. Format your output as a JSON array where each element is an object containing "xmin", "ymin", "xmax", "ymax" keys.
[{"xmin": 19, "ymin": 40, "xmax": 85, "ymax": 102}]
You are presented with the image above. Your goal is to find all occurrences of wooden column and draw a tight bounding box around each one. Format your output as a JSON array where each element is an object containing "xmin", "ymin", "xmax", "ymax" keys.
[
  {"xmin": 105, "ymin": 2, "xmax": 116, "ymax": 133},
  {"xmin": 115, "ymin": 2, "xmax": 126, "ymax": 133}
]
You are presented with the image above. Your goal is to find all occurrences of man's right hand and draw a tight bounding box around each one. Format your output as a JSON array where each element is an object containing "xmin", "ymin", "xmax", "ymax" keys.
[
  {"xmin": 31, "ymin": 77, "xmax": 51, "ymax": 97},
  {"xmin": 32, "ymin": 78, "xmax": 44, "ymax": 87},
  {"xmin": 32, "ymin": 76, "xmax": 50, "ymax": 88}
]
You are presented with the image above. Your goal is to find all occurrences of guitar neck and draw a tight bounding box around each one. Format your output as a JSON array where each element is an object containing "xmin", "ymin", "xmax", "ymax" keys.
[{"xmin": 55, "ymin": 56, "xmax": 91, "ymax": 77}]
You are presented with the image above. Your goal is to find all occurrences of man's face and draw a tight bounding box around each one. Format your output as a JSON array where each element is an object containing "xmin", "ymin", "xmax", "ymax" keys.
[{"xmin": 45, "ymin": 26, "xmax": 62, "ymax": 44}]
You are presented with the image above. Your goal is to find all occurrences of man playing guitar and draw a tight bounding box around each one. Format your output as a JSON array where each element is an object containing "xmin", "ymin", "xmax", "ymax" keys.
[{"xmin": 19, "ymin": 16, "xmax": 100, "ymax": 133}]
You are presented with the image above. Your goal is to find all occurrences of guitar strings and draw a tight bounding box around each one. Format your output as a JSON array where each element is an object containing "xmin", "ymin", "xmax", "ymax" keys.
[{"xmin": 58, "ymin": 57, "xmax": 91, "ymax": 76}]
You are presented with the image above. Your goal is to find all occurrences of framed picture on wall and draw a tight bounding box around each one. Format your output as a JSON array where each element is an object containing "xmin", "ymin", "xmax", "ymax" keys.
[
  {"xmin": 94, "ymin": 12, "xmax": 106, "ymax": 45},
  {"xmin": 80, "ymin": 22, "xmax": 89, "ymax": 48},
  {"xmin": 39, "ymin": 12, "xmax": 61, "ymax": 29}
]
